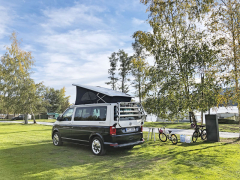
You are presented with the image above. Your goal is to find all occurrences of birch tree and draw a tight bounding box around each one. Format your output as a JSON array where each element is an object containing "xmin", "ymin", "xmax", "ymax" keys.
[
  {"xmin": 105, "ymin": 52, "xmax": 118, "ymax": 90},
  {"xmin": 0, "ymin": 32, "xmax": 34, "ymax": 123},
  {"xmin": 134, "ymin": 0, "xmax": 218, "ymax": 123},
  {"xmin": 118, "ymin": 50, "xmax": 131, "ymax": 93},
  {"xmin": 208, "ymin": 0, "xmax": 240, "ymax": 137},
  {"xmin": 131, "ymin": 40, "xmax": 149, "ymax": 103}
]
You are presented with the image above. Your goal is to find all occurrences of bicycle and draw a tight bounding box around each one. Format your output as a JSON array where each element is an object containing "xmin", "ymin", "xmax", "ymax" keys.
[
  {"xmin": 191, "ymin": 123, "xmax": 207, "ymax": 143},
  {"xmin": 158, "ymin": 126, "xmax": 178, "ymax": 145}
]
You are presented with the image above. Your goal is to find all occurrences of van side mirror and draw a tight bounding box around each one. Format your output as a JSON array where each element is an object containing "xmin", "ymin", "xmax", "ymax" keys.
[{"xmin": 57, "ymin": 116, "xmax": 63, "ymax": 121}]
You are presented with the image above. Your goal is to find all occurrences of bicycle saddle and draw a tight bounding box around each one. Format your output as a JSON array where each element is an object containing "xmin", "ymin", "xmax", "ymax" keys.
[
  {"xmin": 169, "ymin": 131, "xmax": 172, "ymax": 134},
  {"xmin": 199, "ymin": 125, "xmax": 205, "ymax": 127}
]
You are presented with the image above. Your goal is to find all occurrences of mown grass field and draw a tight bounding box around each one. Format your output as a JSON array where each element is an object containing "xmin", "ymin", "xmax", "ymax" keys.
[
  {"xmin": 0, "ymin": 119, "xmax": 56, "ymax": 123},
  {"xmin": 0, "ymin": 123, "xmax": 240, "ymax": 180},
  {"xmin": 143, "ymin": 122, "xmax": 240, "ymax": 133}
]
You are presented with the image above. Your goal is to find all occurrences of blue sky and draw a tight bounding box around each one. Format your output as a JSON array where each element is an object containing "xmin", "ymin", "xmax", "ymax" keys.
[{"xmin": 0, "ymin": 0, "xmax": 152, "ymax": 103}]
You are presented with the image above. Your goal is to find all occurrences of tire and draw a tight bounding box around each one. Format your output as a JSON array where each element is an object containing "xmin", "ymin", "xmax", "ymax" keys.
[
  {"xmin": 171, "ymin": 134, "xmax": 178, "ymax": 145},
  {"xmin": 159, "ymin": 133, "xmax": 167, "ymax": 142},
  {"xmin": 192, "ymin": 131, "xmax": 198, "ymax": 143},
  {"xmin": 201, "ymin": 129, "xmax": 207, "ymax": 140},
  {"xmin": 52, "ymin": 132, "xmax": 63, "ymax": 146},
  {"xmin": 91, "ymin": 137, "xmax": 106, "ymax": 156}
]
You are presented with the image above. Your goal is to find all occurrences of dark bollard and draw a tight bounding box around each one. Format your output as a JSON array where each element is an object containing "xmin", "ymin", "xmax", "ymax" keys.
[{"xmin": 205, "ymin": 115, "xmax": 220, "ymax": 142}]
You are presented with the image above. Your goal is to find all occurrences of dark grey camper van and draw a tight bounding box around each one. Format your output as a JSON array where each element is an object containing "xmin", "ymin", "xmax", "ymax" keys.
[{"xmin": 52, "ymin": 84, "xmax": 146, "ymax": 155}]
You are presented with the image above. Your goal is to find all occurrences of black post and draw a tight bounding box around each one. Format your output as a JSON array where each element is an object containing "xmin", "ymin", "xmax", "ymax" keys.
[{"xmin": 205, "ymin": 115, "xmax": 219, "ymax": 142}]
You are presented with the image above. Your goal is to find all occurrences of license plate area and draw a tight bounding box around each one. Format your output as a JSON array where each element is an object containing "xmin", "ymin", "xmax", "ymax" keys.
[{"xmin": 126, "ymin": 127, "xmax": 135, "ymax": 132}]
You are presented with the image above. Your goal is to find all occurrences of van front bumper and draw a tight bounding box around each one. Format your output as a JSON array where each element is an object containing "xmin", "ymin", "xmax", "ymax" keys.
[{"xmin": 104, "ymin": 139, "xmax": 144, "ymax": 148}]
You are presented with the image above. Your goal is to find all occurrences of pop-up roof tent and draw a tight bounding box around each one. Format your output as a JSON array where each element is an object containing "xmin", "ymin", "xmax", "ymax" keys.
[{"xmin": 73, "ymin": 84, "xmax": 133, "ymax": 105}]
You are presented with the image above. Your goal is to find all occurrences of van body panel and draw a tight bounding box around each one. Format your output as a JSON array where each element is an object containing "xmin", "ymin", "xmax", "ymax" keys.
[{"xmin": 52, "ymin": 102, "xmax": 145, "ymax": 152}]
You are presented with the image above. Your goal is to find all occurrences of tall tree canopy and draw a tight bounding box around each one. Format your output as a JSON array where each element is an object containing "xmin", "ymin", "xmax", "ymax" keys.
[
  {"xmin": 208, "ymin": 0, "xmax": 240, "ymax": 136},
  {"xmin": 105, "ymin": 52, "xmax": 118, "ymax": 90},
  {"xmin": 0, "ymin": 32, "xmax": 36, "ymax": 123},
  {"xmin": 131, "ymin": 40, "xmax": 149, "ymax": 103},
  {"xmin": 106, "ymin": 49, "xmax": 131, "ymax": 93},
  {"xmin": 43, "ymin": 87, "xmax": 70, "ymax": 113},
  {"xmin": 134, "ymin": 0, "xmax": 219, "ymax": 123}
]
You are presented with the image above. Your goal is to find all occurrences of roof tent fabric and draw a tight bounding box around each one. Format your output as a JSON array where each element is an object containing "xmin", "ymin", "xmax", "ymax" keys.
[{"xmin": 73, "ymin": 84, "xmax": 133, "ymax": 105}]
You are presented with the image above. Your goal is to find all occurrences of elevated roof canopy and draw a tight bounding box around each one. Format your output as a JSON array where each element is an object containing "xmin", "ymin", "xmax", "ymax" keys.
[{"xmin": 73, "ymin": 84, "xmax": 133, "ymax": 105}]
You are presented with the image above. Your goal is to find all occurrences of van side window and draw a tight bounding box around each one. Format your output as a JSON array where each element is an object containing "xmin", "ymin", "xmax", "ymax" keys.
[
  {"xmin": 92, "ymin": 106, "xmax": 107, "ymax": 121},
  {"xmin": 62, "ymin": 108, "xmax": 74, "ymax": 121},
  {"xmin": 74, "ymin": 106, "xmax": 107, "ymax": 121},
  {"xmin": 74, "ymin": 108, "xmax": 83, "ymax": 121}
]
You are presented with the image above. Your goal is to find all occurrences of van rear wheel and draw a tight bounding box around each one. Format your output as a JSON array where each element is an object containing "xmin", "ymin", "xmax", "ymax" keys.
[{"xmin": 91, "ymin": 137, "xmax": 106, "ymax": 156}]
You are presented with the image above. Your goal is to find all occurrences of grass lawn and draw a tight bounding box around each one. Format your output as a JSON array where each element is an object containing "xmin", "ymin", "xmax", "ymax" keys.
[
  {"xmin": 143, "ymin": 122, "xmax": 240, "ymax": 133},
  {"xmin": 0, "ymin": 119, "xmax": 56, "ymax": 123},
  {"xmin": 0, "ymin": 123, "xmax": 240, "ymax": 180}
]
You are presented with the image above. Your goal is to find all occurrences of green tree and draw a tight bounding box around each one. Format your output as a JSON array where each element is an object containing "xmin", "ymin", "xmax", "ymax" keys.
[
  {"xmin": 134, "ymin": 0, "xmax": 218, "ymax": 123},
  {"xmin": 0, "ymin": 32, "xmax": 34, "ymax": 123},
  {"xmin": 17, "ymin": 79, "xmax": 47, "ymax": 124},
  {"xmin": 44, "ymin": 87, "xmax": 70, "ymax": 113},
  {"xmin": 131, "ymin": 40, "xmax": 149, "ymax": 103},
  {"xmin": 105, "ymin": 52, "xmax": 118, "ymax": 90},
  {"xmin": 208, "ymin": 0, "xmax": 240, "ymax": 136},
  {"xmin": 118, "ymin": 50, "xmax": 131, "ymax": 93}
]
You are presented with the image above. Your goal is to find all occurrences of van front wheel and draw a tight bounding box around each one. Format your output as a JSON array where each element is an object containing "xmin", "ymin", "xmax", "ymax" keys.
[
  {"xmin": 52, "ymin": 132, "xmax": 63, "ymax": 146},
  {"xmin": 91, "ymin": 137, "xmax": 106, "ymax": 156}
]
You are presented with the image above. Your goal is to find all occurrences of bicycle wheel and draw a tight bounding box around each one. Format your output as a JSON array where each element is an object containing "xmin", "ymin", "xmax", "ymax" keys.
[
  {"xmin": 201, "ymin": 129, "xmax": 207, "ymax": 140},
  {"xmin": 159, "ymin": 133, "xmax": 167, "ymax": 142},
  {"xmin": 171, "ymin": 134, "xmax": 178, "ymax": 145},
  {"xmin": 192, "ymin": 131, "xmax": 198, "ymax": 143}
]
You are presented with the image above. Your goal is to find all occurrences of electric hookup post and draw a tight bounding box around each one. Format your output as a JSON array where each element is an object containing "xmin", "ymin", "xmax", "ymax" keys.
[
  {"xmin": 147, "ymin": 127, "xmax": 156, "ymax": 141},
  {"xmin": 205, "ymin": 115, "xmax": 220, "ymax": 142}
]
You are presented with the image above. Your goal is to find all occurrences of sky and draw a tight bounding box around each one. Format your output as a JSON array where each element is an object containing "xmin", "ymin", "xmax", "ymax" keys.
[{"xmin": 0, "ymin": 0, "xmax": 152, "ymax": 104}]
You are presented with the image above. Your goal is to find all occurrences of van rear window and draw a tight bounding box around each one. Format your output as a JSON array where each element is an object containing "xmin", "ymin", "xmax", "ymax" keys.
[{"xmin": 118, "ymin": 107, "xmax": 142, "ymax": 121}]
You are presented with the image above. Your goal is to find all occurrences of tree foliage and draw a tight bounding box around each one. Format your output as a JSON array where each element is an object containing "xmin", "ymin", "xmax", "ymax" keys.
[
  {"xmin": 131, "ymin": 40, "xmax": 149, "ymax": 103},
  {"xmin": 207, "ymin": 0, "xmax": 240, "ymax": 136},
  {"xmin": 106, "ymin": 50, "xmax": 131, "ymax": 93},
  {"xmin": 134, "ymin": 0, "xmax": 219, "ymax": 123},
  {"xmin": 43, "ymin": 87, "xmax": 70, "ymax": 113},
  {"xmin": 105, "ymin": 52, "xmax": 118, "ymax": 90},
  {"xmin": 0, "ymin": 32, "xmax": 35, "ymax": 123},
  {"xmin": 118, "ymin": 50, "xmax": 131, "ymax": 93},
  {"xmin": 0, "ymin": 32, "xmax": 70, "ymax": 123}
]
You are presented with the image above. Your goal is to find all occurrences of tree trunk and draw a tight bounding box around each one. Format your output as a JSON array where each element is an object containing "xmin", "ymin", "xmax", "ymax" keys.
[
  {"xmin": 31, "ymin": 112, "xmax": 36, "ymax": 124},
  {"xmin": 24, "ymin": 114, "xmax": 28, "ymax": 124},
  {"xmin": 189, "ymin": 112, "xmax": 192, "ymax": 123},
  {"xmin": 190, "ymin": 111, "xmax": 197, "ymax": 125},
  {"xmin": 139, "ymin": 81, "xmax": 141, "ymax": 103},
  {"xmin": 238, "ymin": 106, "xmax": 240, "ymax": 139},
  {"xmin": 30, "ymin": 107, "xmax": 36, "ymax": 123},
  {"xmin": 201, "ymin": 73, "xmax": 204, "ymax": 125}
]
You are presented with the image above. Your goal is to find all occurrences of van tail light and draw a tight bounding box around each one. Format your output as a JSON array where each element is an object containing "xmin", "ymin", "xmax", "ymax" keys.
[
  {"xmin": 141, "ymin": 126, "xmax": 143, "ymax": 132},
  {"xmin": 110, "ymin": 126, "xmax": 116, "ymax": 135}
]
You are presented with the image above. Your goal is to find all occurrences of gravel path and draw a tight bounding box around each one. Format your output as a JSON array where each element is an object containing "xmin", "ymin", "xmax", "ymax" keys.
[{"xmin": 143, "ymin": 127, "xmax": 239, "ymax": 138}]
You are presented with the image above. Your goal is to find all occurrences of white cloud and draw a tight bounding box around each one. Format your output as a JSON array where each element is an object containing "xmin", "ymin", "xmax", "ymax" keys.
[
  {"xmin": 37, "ymin": 29, "xmax": 122, "ymax": 55},
  {"xmin": 132, "ymin": 17, "xmax": 145, "ymax": 26},
  {"xmin": 41, "ymin": 3, "xmax": 105, "ymax": 30},
  {"xmin": 0, "ymin": 6, "xmax": 12, "ymax": 39}
]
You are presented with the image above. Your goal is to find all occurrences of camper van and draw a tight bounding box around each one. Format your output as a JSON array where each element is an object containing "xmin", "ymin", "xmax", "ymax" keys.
[{"xmin": 52, "ymin": 84, "xmax": 146, "ymax": 155}]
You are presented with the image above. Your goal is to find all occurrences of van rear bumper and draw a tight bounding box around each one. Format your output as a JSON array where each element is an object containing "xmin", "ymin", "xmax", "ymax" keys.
[{"xmin": 104, "ymin": 139, "xmax": 144, "ymax": 148}]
